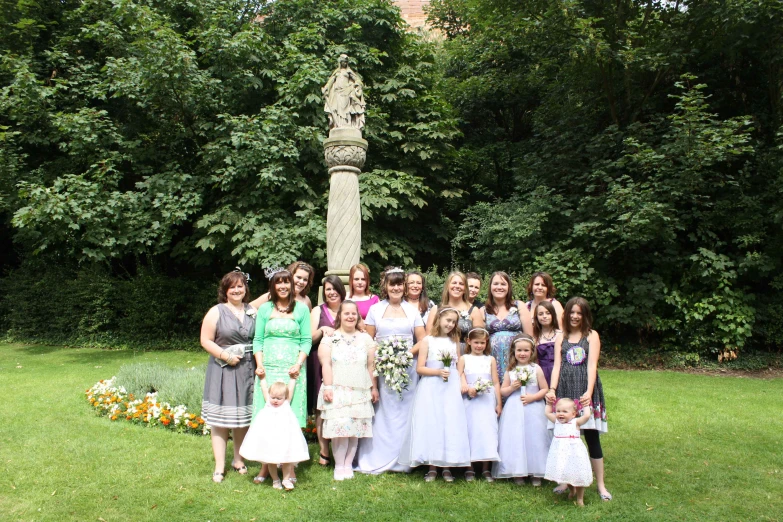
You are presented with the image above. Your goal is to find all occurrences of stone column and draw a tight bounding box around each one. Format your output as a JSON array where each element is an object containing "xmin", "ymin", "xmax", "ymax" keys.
[{"xmin": 323, "ymin": 127, "xmax": 367, "ymax": 285}]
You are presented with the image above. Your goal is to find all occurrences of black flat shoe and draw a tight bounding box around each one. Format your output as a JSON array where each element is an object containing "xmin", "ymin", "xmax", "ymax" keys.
[{"xmin": 318, "ymin": 453, "xmax": 331, "ymax": 466}]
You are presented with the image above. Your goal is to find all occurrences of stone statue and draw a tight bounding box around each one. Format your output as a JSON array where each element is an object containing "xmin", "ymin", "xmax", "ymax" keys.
[
  {"xmin": 322, "ymin": 54, "xmax": 366, "ymax": 131},
  {"xmin": 320, "ymin": 54, "xmax": 368, "ymax": 297}
]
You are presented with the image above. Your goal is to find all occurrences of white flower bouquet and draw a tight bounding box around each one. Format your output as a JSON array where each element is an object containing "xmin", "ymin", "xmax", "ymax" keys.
[
  {"xmin": 516, "ymin": 366, "xmax": 534, "ymax": 385},
  {"xmin": 469, "ymin": 377, "xmax": 492, "ymax": 399},
  {"xmin": 373, "ymin": 335, "xmax": 413, "ymax": 399}
]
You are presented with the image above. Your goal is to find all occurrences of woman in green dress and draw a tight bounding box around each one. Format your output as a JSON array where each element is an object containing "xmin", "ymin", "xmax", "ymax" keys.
[{"xmin": 251, "ymin": 268, "xmax": 311, "ymax": 483}]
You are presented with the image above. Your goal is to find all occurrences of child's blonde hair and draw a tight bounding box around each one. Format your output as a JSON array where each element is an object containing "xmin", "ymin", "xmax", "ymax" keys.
[
  {"xmin": 507, "ymin": 333, "xmax": 536, "ymax": 372},
  {"xmin": 432, "ymin": 307, "xmax": 461, "ymax": 343},
  {"xmin": 556, "ymin": 397, "xmax": 578, "ymax": 414},
  {"xmin": 268, "ymin": 381, "xmax": 289, "ymax": 399},
  {"xmin": 466, "ymin": 328, "xmax": 491, "ymax": 356}
]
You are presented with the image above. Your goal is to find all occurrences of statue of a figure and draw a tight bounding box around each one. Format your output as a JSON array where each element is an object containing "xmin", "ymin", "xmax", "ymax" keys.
[{"xmin": 322, "ymin": 54, "xmax": 366, "ymax": 131}]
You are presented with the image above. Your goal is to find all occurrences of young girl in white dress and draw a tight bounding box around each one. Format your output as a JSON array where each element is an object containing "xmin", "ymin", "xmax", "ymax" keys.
[
  {"xmin": 492, "ymin": 334, "xmax": 550, "ymax": 484},
  {"xmin": 458, "ymin": 327, "xmax": 501, "ymax": 482},
  {"xmin": 239, "ymin": 378, "xmax": 309, "ymax": 491},
  {"xmin": 398, "ymin": 307, "xmax": 471, "ymax": 482},
  {"xmin": 544, "ymin": 398, "xmax": 593, "ymax": 506}
]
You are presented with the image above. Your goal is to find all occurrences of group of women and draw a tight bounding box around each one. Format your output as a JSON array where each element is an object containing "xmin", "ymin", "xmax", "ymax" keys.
[{"xmin": 200, "ymin": 263, "xmax": 610, "ymax": 499}]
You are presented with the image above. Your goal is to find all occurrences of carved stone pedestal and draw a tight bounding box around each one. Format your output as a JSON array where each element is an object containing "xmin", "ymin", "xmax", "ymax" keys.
[{"xmin": 323, "ymin": 128, "xmax": 367, "ymax": 287}]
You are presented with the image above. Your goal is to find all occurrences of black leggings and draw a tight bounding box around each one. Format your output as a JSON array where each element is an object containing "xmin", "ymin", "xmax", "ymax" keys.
[{"xmin": 583, "ymin": 429, "xmax": 603, "ymax": 459}]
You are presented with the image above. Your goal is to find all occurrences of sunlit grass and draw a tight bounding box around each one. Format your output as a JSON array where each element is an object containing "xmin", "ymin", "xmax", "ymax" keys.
[{"xmin": 1, "ymin": 343, "xmax": 781, "ymax": 521}]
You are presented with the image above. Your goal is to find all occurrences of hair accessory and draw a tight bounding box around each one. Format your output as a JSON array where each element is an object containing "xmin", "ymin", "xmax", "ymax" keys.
[
  {"xmin": 233, "ymin": 266, "xmax": 251, "ymax": 283},
  {"xmin": 385, "ymin": 267, "xmax": 405, "ymax": 275},
  {"xmin": 264, "ymin": 266, "xmax": 285, "ymax": 280},
  {"xmin": 468, "ymin": 328, "xmax": 489, "ymax": 335},
  {"xmin": 512, "ymin": 334, "xmax": 535, "ymax": 346},
  {"xmin": 438, "ymin": 307, "xmax": 458, "ymax": 315}
]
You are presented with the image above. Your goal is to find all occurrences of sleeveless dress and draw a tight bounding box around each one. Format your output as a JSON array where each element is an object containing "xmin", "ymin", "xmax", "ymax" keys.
[
  {"xmin": 398, "ymin": 336, "xmax": 471, "ymax": 468},
  {"xmin": 486, "ymin": 307, "xmax": 523, "ymax": 386},
  {"xmin": 555, "ymin": 335, "xmax": 607, "ymax": 432},
  {"xmin": 354, "ymin": 295, "xmax": 380, "ymax": 320},
  {"xmin": 544, "ymin": 419, "xmax": 593, "ymax": 487},
  {"xmin": 239, "ymin": 400, "xmax": 309, "ymax": 464},
  {"xmin": 355, "ymin": 301, "xmax": 423, "ymax": 473},
  {"xmin": 201, "ymin": 303, "xmax": 256, "ymax": 428},
  {"xmin": 462, "ymin": 354, "xmax": 499, "ymax": 462},
  {"xmin": 308, "ymin": 303, "xmax": 336, "ymax": 413},
  {"xmin": 252, "ymin": 302, "xmax": 311, "ymax": 427},
  {"xmin": 492, "ymin": 365, "xmax": 550, "ymax": 479},
  {"xmin": 535, "ymin": 330, "xmax": 559, "ymax": 385},
  {"xmin": 317, "ymin": 332, "xmax": 375, "ymax": 438}
]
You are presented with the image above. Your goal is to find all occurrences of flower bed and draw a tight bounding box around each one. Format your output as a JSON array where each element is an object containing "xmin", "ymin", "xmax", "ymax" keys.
[{"xmin": 86, "ymin": 377, "xmax": 209, "ymax": 435}]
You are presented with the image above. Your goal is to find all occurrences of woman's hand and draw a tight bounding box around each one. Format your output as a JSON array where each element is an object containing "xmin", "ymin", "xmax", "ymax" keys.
[
  {"xmin": 579, "ymin": 392, "xmax": 591, "ymax": 408},
  {"xmin": 371, "ymin": 386, "xmax": 379, "ymax": 403},
  {"xmin": 288, "ymin": 363, "xmax": 302, "ymax": 379},
  {"xmin": 495, "ymin": 404, "xmax": 502, "ymax": 417},
  {"xmin": 468, "ymin": 387, "xmax": 477, "ymax": 398},
  {"xmin": 255, "ymin": 365, "xmax": 266, "ymax": 378},
  {"xmin": 320, "ymin": 326, "xmax": 335, "ymax": 337},
  {"xmin": 324, "ymin": 388, "xmax": 333, "ymax": 402},
  {"xmin": 545, "ymin": 389, "xmax": 556, "ymax": 404},
  {"xmin": 225, "ymin": 354, "xmax": 240, "ymax": 367}
]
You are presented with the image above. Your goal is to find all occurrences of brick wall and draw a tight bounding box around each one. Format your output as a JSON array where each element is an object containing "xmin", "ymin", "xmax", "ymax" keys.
[{"xmin": 394, "ymin": 0, "xmax": 430, "ymax": 29}]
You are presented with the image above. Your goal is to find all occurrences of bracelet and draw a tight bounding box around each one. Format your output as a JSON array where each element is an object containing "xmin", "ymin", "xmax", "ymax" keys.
[
  {"xmin": 219, "ymin": 350, "xmax": 227, "ymax": 361},
  {"xmin": 323, "ymin": 385, "xmax": 333, "ymax": 390}
]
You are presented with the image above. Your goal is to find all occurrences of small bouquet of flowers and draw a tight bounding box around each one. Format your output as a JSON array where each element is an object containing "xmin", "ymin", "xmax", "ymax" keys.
[
  {"xmin": 516, "ymin": 366, "xmax": 534, "ymax": 385},
  {"xmin": 374, "ymin": 335, "xmax": 414, "ymax": 399},
  {"xmin": 437, "ymin": 350, "xmax": 454, "ymax": 382},
  {"xmin": 469, "ymin": 377, "xmax": 492, "ymax": 399}
]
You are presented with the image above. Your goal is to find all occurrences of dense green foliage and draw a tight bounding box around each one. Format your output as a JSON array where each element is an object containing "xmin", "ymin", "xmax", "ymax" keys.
[
  {"xmin": 3, "ymin": 0, "xmax": 783, "ymax": 358},
  {"xmin": 431, "ymin": 0, "xmax": 783, "ymax": 355}
]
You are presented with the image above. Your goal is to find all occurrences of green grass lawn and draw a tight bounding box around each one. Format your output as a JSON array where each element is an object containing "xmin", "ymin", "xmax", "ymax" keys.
[{"xmin": 1, "ymin": 343, "xmax": 781, "ymax": 521}]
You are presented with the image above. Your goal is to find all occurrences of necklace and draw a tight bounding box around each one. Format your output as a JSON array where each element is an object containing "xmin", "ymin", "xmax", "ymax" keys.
[
  {"xmin": 275, "ymin": 303, "xmax": 291, "ymax": 314},
  {"xmin": 226, "ymin": 303, "xmax": 245, "ymax": 321},
  {"xmin": 541, "ymin": 329, "xmax": 556, "ymax": 342}
]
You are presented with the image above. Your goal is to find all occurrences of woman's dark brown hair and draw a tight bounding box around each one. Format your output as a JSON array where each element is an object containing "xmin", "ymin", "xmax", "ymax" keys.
[
  {"xmin": 526, "ymin": 271, "xmax": 557, "ymax": 300},
  {"xmin": 484, "ymin": 271, "xmax": 514, "ymax": 315},
  {"xmin": 322, "ymin": 274, "xmax": 347, "ymax": 302},
  {"xmin": 379, "ymin": 267, "xmax": 406, "ymax": 301},
  {"xmin": 269, "ymin": 270, "xmax": 295, "ymax": 313},
  {"xmin": 287, "ymin": 261, "xmax": 315, "ymax": 296},
  {"xmin": 532, "ymin": 299, "xmax": 559, "ymax": 339},
  {"xmin": 405, "ymin": 270, "xmax": 430, "ymax": 315},
  {"xmin": 218, "ymin": 272, "xmax": 250, "ymax": 304},
  {"xmin": 562, "ymin": 297, "xmax": 592, "ymax": 338}
]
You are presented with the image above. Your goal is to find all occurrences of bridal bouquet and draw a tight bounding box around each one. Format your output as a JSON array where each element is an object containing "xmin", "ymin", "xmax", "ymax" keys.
[
  {"xmin": 437, "ymin": 350, "xmax": 454, "ymax": 382},
  {"xmin": 469, "ymin": 377, "xmax": 492, "ymax": 399},
  {"xmin": 373, "ymin": 336, "xmax": 413, "ymax": 399}
]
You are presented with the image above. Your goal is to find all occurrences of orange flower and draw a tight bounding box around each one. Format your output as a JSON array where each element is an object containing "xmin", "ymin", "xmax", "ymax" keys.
[{"xmin": 161, "ymin": 418, "xmax": 170, "ymax": 426}]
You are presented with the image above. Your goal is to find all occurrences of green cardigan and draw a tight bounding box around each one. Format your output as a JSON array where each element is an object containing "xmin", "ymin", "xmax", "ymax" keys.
[{"xmin": 252, "ymin": 301, "xmax": 311, "ymax": 355}]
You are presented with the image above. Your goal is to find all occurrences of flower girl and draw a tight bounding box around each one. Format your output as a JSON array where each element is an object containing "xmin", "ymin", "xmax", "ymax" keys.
[
  {"xmin": 398, "ymin": 308, "xmax": 471, "ymax": 482},
  {"xmin": 239, "ymin": 378, "xmax": 309, "ymax": 491},
  {"xmin": 458, "ymin": 328, "xmax": 501, "ymax": 482},
  {"xmin": 544, "ymin": 399, "xmax": 593, "ymax": 506},
  {"xmin": 492, "ymin": 334, "xmax": 550, "ymax": 484}
]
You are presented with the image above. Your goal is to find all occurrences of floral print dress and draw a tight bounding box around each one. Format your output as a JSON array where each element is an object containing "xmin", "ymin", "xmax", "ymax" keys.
[{"xmin": 486, "ymin": 307, "xmax": 523, "ymax": 386}]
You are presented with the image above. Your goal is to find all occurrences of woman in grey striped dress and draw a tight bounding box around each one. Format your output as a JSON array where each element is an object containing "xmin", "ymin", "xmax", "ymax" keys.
[{"xmin": 201, "ymin": 271, "xmax": 266, "ymax": 483}]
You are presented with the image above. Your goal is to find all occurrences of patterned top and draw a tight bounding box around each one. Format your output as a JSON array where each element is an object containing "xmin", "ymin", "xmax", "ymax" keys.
[{"xmin": 486, "ymin": 306, "xmax": 523, "ymax": 385}]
